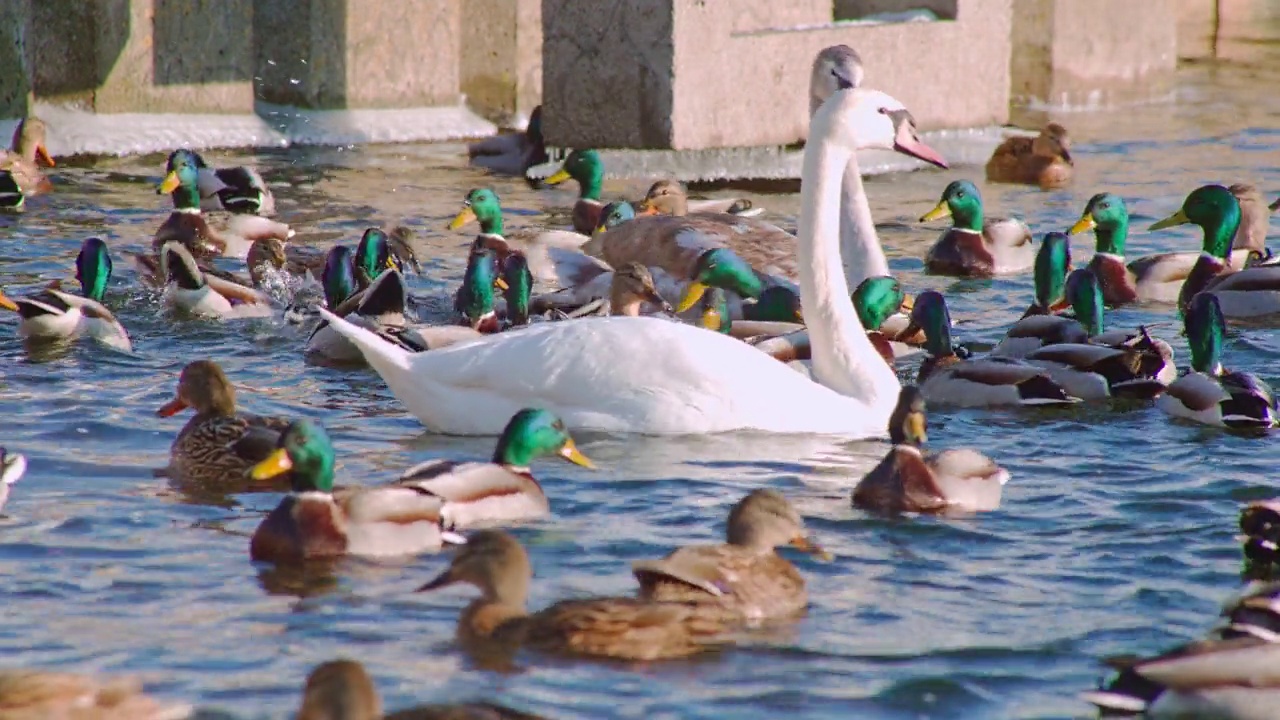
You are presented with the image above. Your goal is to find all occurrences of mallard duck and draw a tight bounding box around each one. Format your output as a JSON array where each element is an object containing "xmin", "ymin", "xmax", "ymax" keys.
[
  {"xmin": 0, "ymin": 117, "xmax": 55, "ymax": 196},
  {"xmin": 990, "ymin": 232, "xmax": 1088, "ymax": 358},
  {"xmin": 156, "ymin": 359, "xmax": 291, "ymax": 486},
  {"xmin": 905, "ymin": 291, "xmax": 1078, "ymax": 406},
  {"xmin": 0, "ymin": 237, "xmax": 132, "ymax": 351},
  {"xmin": 984, "ymin": 123, "xmax": 1073, "ymax": 190},
  {"xmin": 1068, "ymin": 190, "xmax": 1262, "ymax": 307},
  {"xmin": 853, "ymin": 275, "xmax": 922, "ymax": 363},
  {"xmin": 1017, "ymin": 269, "xmax": 1174, "ymax": 400},
  {"xmin": 307, "ymin": 251, "xmax": 424, "ymax": 360},
  {"xmin": 637, "ymin": 179, "xmax": 760, "ymax": 218},
  {"xmin": 1241, "ymin": 500, "xmax": 1280, "ymax": 567},
  {"xmin": 0, "ymin": 448, "xmax": 27, "ymax": 514},
  {"xmin": 419, "ymin": 529, "xmax": 732, "ymax": 661},
  {"xmin": 156, "ymin": 151, "xmax": 293, "ymax": 260},
  {"xmin": 164, "ymin": 148, "xmax": 274, "ymax": 215},
  {"xmin": 1157, "ymin": 292, "xmax": 1276, "ymax": 428},
  {"xmin": 921, "ymin": 180, "xmax": 1034, "ymax": 276},
  {"xmin": 0, "ymin": 668, "xmax": 191, "ymax": 720},
  {"xmin": 1149, "ymin": 184, "xmax": 1280, "ymax": 317},
  {"xmin": 543, "ymin": 149, "xmax": 611, "ymax": 235},
  {"xmin": 158, "ymin": 241, "xmax": 273, "ymax": 319},
  {"xmin": 696, "ymin": 287, "xmax": 812, "ymax": 370},
  {"xmin": 467, "ymin": 105, "xmax": 551, "ymax": 177},
  {"xmin": 298, "ymin": 659, "xmax": 546, "ymax": 720},
  {"xmin": 395, "ymin": 407, "xmax": 593, "ymax": 530},
  {"xmin": 453, "ymin": 242, "xmax": 509, "ymax": 332},
  {"xmin": 0, "ymin": 170, "xmax": 24, "ymax": 209},
  {"xmin": 853, "ymin": 385, "xmax": 1010, "ymax": 514},
  {"xmin": 631, "ymin": 488, "xmax": 826, "ymax": 624}
]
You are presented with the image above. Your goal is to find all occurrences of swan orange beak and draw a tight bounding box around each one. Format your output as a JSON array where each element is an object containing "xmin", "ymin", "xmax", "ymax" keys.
[
  {"xmin": 249, "ymin": 448, "xmax": 293, "ymax": 480},
  {"xmin": 35, "ymin": 144, "xmax": 55, "ymax": 167},
  {"xmin": 893, "ymin": 125, "xmax": 948, "ymax": 169}
]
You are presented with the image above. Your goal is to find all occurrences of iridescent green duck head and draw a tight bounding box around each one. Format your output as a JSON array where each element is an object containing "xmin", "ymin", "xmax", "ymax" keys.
[
  {"xmin": 1150, "ymin": 184, "xmax": 1241, "ymax": 261},
  {"xmin": 75, "ymin": 237, "xmax": 113, "ymax": 303},
  {"xmin": 1069, "ymin": 192, "xmax": 1129, "ymax": 256},
  {"xmin": 594, "ymin": 200, "xmax": 636, "ymax": 234},
  {"xmin": 158, "ymin": 151, "xmax": 202, "ymax": 210},
  {"xmin": 1031, "ymin": 232, "xmax": 1072, "ymax": 312},
  {"xmin": 675, "ymin": 249, "xmax": 764, "ymax": 312},
  {"xmin": 492, "ymin": 408, "xmax": 594, "ymax": 469},
  {"xmin": 1065, "ymin": 268, "xmax": 1105, "ymax": 336},
  {"xmin": 904, "ymin": 290, "xmax": 955, "ymax": 358},
  {"xmin": 250, "ymin": 419, "xmax": 336, "ymax": 493},
  {"xmin": 921, "ymin": 180, "xmax": 983, "ymax": 232},
  {"xmin": 354, "ymin": 228, "xmax": 397, "ymax": 289},
  {"xmin": 888, "ymin": 385, "xmax": 928, "ymax": 447},
  {"xmin": 853, "ymin": 276, "xmax": 906, "ymax": 332},
  {"xmin": 449, "ymin": 187, "xmax": 504, "ymax": 235},
  {"xmin": 321, "ymin": 245, "xmax": 358, "ymax": 308},
  {"xmin": 1184, "ymin": 291, "xmax": 1225, "ymax": 375},
  {"xmin": 545, "ymin": 149, "xmax": 603, "ymax": 200}
]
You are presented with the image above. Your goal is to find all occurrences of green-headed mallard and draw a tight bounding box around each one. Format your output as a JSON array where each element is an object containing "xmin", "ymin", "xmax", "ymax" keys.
[
  {"xmin": 631, "ymin": 488, "xmax": 826, "ymax": 624},
  {"xmin": 1242, "ymin": 501, "xmax": 1280, "ymax": 566},
  {"xmin": 249, "ymin": 410, "xmax": 588, "ymax": 563},
  {"xmin": 697, "ymin": 286, "xmax": 810, "ymax": 369},
  {"xmin": 156, "ymin": 150, "xmax": 293, "ymax": 260},
  {"xmin": 921, "ymin": 180, "xmax": 1034, "ymax": 277},
  {"xmin": 0, "ymin": 170, "xmax": 24, "ymax": 209},
  {"xmin": 1149, "ymin": 184, "xmax": 1280, "ymax": 318},
  {"xmin": 467, "ymin": 105, "xmax": 551, "ymax": 177},
  {"xmin": 984, "ymin": 123, "xmax": 1072, "ymax": 190},
  {"xmin": 453, "ymin": 242, "xmax": 508, "ymax": 332},
  {"xmin": 0, "ymin": 448, "xmax": 27, "ymax": 514},
  {"xmin": 853, "ymin": 275, "xmax": 922, "ymax": 363},
  {"xmin": 853, "ymin": 385, "xmax": 1010, "ymax": 514},
  {"xmin": 543, "ymin": 149, "xmax": 609, "ymax": 235},
  {"xmin": 157, "ymin": 359, "xmax": 291, "ymax": 486},
  {"xmin": 990, "ymin": 232, "xmax": 1085, "ymax": 358},
  {"xmin": 1068, "ymin": 189, "xmax": 1264, "ymax": 307},
  {"xmin": 1157, "ymin": 292, "xmax": 1276, "ymax": 428},
  {"xmin": 905, "ymin": 290, "xmax": 1077, "ymax": 406},
  {"xmin": 0, "ymin": 237, "xmax": 132, "ymax": 351},
  {"xmin": 298, "ymin": 659, "xmax": 546, "ymax": 720},
  {"xmin": 637, "ymin": 179, "xmax": 760, "ymax": 218},
  {"xmin": 418, "ymin": 529, "xmax": 731, "ymax": 661},
  {"xmin": 307, "ymin": 249, "xmax": 421, "ymax": 361},
  {"xmin": 1021, "ymin": 269, "xmax": 1174, "ymax": 400},
  {"xmin": 0, "ymin": 668, "xmax": 190, "ymax": 720},
  {"xmin": 158, "ymin": 241, "xmax": 273, "ymax": 319},
  {"xmin": 164, "ymin": 148, "xmax": 274, "ymax": 215},
  {"xmin": 0, "ymin": 117, "xmax": 55, "ymax": 196}
]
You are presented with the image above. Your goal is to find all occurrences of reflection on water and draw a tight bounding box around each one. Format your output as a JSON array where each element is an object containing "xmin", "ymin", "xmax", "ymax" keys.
[{"xmin": 2, "ymin": 40, "xmax": 1280, "ymax": 720}]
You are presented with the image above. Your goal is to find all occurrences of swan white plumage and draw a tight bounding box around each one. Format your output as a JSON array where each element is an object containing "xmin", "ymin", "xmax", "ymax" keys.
[{"xmin": 318, "ymin": 88, "xmax": 946, "ymax": 436}]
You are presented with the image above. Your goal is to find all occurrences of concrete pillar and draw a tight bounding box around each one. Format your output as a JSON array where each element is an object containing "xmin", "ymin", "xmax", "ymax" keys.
[
  {"xmin": 255, "ymin": 0, "xmax": 461, "ymax": 110},
  {"xmin": 1010, "ymin": 0, "xmax": 1177, "ymax": 107},
  {"xmin": 1178, "ymin": 0, "xmax": 1280, "ymax": 63},
  {"xmin": 460, "ymin": 0, "xmax": 542, "ymax": 125},
  {"xmin": 0, "ymin": 1, "xmax": 31, "ymax": 118}
]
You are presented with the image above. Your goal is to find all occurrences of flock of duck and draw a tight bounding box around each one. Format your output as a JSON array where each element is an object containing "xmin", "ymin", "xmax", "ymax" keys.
[{"xmin": 2, "ymin": 42, "xmax": 1280, "ymax": 719}]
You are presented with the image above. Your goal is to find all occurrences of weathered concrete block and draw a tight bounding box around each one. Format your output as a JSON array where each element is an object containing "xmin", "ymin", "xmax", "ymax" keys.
[
  {"xmin": 460, "ymin": 0, "xmax": 543, "ymax": 124},
  {"xmin": 1178, "ymin": 0, "xmax": 1279, "ymax": 63},
  {"xmin": 1010, "ymin": 0, "xmax": 1176, "ymax": 107},
  {"xmin": 0, "ymin": 1, "xmax": 31, "ymax": 118},
  {"xmin": 256, "ymin": 0, "xmax": 461, "ymax": 110},
  {"xmin": 543, "ymin": 0, "xmax": 1012, "ymax": 151}
]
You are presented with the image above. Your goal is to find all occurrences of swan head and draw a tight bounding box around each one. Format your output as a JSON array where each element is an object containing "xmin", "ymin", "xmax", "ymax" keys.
[
  {"xmin": 1032, "ymin": 232, "xmax": 1071, "ymax": 311},
  {"xmin": 1184, "ymin": 291, "xmax": 1225, "ymax": 376},
  {"xmin": 852, "ymin": 276, "xmax": 905, "ymax": 332},
  {"xmin": 1066, "ymin": 267, "xmax": 1105, "ymax": 336},
  {"xmin": 501, "ymin": 252, "xmax": 533, "ymax": 325},
  {"xmin": 450, "ymin": 187, "xmax": 503, "ymax": 234},
  {"xmin": 902, "ymin": 290, "xmax": 954, "ymax": 357},
  {"xmin": 321, "ymin": 245, "xmax": 358, "ymax": 308},
  {"xmin": 921, "ymin": 179, "xmax": 982, "ymax": 230},
  {"xmin": 595, "ymin": 200, "xmax": 636, "ymax": 234},
  {"xmin": 493, "ymin": 408, "xmax": 594, "ymax": 469},
  {"xmin": 727, "ymin": 489, "xmax": 827, "ymax": 557},
  {"xmin": 675, "ymin": 249, "xmax": 764, "ymax": 313},
  {"xmin": 1150, "ymin": 184, "xmax": 1241, "ymax": 260},
  {"xmin": 888, "ymin": 385, "xmax": 927, "ymax": 446},
  {"xmin": 809, "ymin": 44, "xmax": 864, "ymax": 116},
  {"xmin": 1070, "ymin": 193, "xmax": 1128, "ymax": 256},
  {"xmin": 813, "ymin": 88, "xmax": 948, "ymax": 168},
  {"xmin": 76, "ymin": 237, "xmax": 113, "ymax": 303},
  {"xmin": 250, "ymin": 420, "xmax": 336, "ymax": 493}
]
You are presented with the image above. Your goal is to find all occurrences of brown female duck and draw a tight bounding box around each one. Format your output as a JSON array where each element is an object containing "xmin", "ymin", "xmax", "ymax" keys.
[
  {"xmin": 631, "ymin": 488, "xmax": 827, "ymax": 624},
  {"xmin": 156, "ymin": 359, "xmax": 291, "ymax": 486},
  {"xmin": 853, "ymin": 385, "xmax": 1011, "ymax": 514},
  {"xmin": 419, "ymin": 530, "xmax": 732, "ymax": 661},
  {"xmin": 638, "ymin": 179, "xmax": 758, "ymax": 218},
  {"xmin": 984, "ymin": 123, "xmax": 1073, "ymax": 189},
  {"xmin": 298, "ymin": 659, "xmax": 546, "ymax": 720},
  {"xmin": 0, "ymin": 117, "xmax": 55, "ymax": 196}
]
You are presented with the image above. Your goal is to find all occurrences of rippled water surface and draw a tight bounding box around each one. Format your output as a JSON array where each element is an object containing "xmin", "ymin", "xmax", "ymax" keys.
[{"xmin": 3, "ymin": 45, "xmax": 1280, "ymax": 720}]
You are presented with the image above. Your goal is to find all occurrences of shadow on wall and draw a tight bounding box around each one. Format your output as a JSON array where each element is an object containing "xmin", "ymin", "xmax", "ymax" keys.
[
  {"xmin": 153, "ymin": 0, "xmax": 254, "ymax": 85},
  {"xmin": 834, "ymin": 0, "xmax": 959, "ymax": 21},
  {"xmin": 27, "ymin": 0, "xmax": 130, "ymax": 104},
  {"xmin": 251, "ymin": 0, "xmax": 347, "ymax": 109}
]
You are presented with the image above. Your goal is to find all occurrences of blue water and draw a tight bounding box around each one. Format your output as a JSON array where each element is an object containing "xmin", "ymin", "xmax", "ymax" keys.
[{"xmin": 2, "ymin": 58, "xmax": 1280, "ymax": 718}]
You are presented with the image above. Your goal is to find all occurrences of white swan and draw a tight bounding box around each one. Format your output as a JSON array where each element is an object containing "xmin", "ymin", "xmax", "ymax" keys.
[{"xmin": 317, "ymin": 88, "xmax": 946, "ymax": 436}]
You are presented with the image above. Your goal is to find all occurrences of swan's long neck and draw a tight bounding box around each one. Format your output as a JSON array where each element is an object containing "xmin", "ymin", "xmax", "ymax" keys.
[
  {"xmin": 798, "ymin": 126, "xmax": 899, "ymax": 406},
  {"xmin": 840, "ymin": 159, "xmax": 889, "ymax": 288}
]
